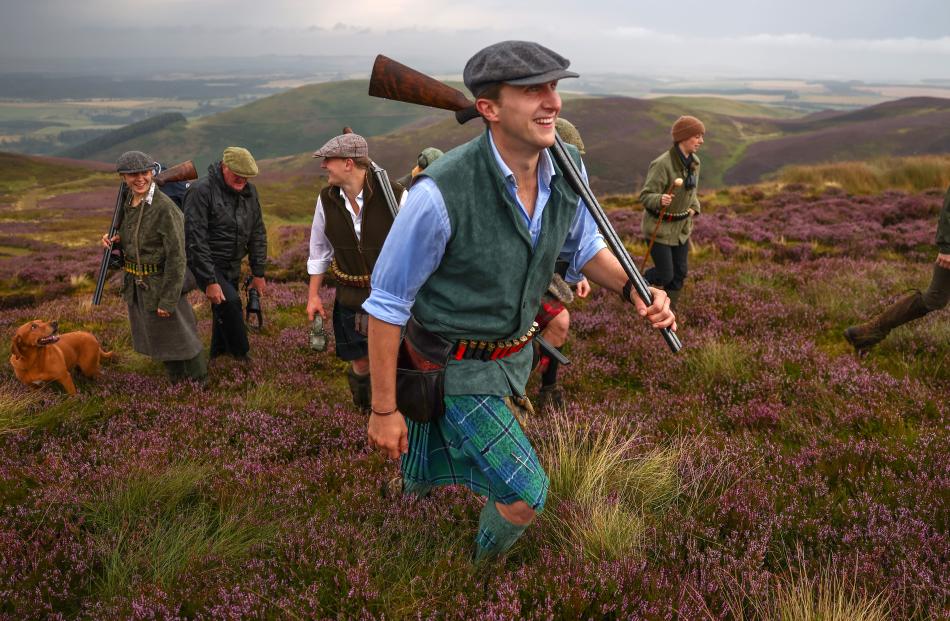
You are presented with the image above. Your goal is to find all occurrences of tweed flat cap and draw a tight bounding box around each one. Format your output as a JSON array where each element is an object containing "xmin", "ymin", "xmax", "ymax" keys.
[
  {"xmin": 312, "ymin": 133, "xmax": 369, "ymax": 159},
  {"xmin": 116, "ymin": 151, "xmax": 155, "ymax": 174},
  {"xmin": 222, "ymin": 147, "xmax": 259, "ymax": 177},
  {"xmin": 463, "ymin": 40, "xmax": 578, "ymax": 97}
]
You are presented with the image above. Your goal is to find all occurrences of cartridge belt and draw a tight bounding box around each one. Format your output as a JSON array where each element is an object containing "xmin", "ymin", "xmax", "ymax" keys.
[
  {"xmin": 452, "ymin": 321, "xmax": 539, "ymax": 361},
  {"xmin": 329, "ymin": 259, "xmax": 371, "ymax": 288},
  {"xmin": 404, "ymin": 317, "xmax": 540, "ymax": 365},
  {"xmin": 124, "ymin": 261, "xmax": 162, "ymax": 277},
  {"xmin": 645, "ymin": 207, "xmax": 691, "ymax": 222}
]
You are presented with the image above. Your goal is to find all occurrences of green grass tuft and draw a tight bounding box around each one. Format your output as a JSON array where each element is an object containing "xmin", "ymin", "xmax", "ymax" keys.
[
  {"xmin": 537, "ymin": 415, "xmax": 680, "ymax": 560},
  {"xmin": 685, "ymin": 337, "xmax": 754, "ymax": 386},
  {"xmin": 82, "ymin": 461, "xmax": 272, "ymax": 598}
]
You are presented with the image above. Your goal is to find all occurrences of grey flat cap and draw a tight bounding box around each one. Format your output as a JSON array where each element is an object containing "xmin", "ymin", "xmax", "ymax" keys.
[
  {"xmin": 463, "ymin": 40, "xmax": 578, "ymax": 97},
  {"xmin": 313, "ymin": 133, "xmax": 369, "ymax": 159},
  {"xmin": 116, "ymin": 151, "xmax": 154, "ymax": 174}
]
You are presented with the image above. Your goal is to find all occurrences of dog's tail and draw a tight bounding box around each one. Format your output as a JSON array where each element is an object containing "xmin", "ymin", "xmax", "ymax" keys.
[{"xmin": 100, "ymin": 348, "xmax": 115, "ymax": 361}]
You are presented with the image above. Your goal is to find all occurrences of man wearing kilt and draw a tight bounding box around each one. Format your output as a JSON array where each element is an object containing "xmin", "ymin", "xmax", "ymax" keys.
[{"xmin": 363, "ymin": 41, "xmax": 675, "ymax": 561}]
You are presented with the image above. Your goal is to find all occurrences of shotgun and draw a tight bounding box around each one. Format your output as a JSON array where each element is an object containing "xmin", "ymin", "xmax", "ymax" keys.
[
  {"xmin": 367, "ymin": 55, "xmax": 682, "ymax": 353},
  {"xmin": 92, "ymin": 160, "xmax": 198, "ymax": 305},
  {"xmin": 371, "ymin": 162, "xmax": 400, "ymax": 220}
]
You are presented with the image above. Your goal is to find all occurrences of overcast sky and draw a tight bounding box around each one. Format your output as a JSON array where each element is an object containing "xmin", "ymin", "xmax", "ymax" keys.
[{"xmin": 2, "ymin": 0, "xmax": 949, "ymax": 80}]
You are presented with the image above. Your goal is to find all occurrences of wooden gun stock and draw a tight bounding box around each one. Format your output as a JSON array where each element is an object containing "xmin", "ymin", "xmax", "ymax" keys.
[
  {"xmin": 367, "ymin": 55, "xmax": 681, "ymax": 353},
  {"xmin": 369, "ymin": 55, "xmax": 480, "ymax": 124},
  {"xmin": 155, "ymin": 160, "xmax": 197, "ymax": 186}
]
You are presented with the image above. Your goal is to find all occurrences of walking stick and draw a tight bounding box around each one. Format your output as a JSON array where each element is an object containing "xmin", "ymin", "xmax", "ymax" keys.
[{"xmin": 640, "ymin": 178, "xmax": 683, "ymax": 272}]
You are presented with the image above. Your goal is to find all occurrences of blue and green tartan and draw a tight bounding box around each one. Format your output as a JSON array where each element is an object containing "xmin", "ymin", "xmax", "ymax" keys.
[{"xmin": 401, "ymin": 395, "xmax": 549, "ymax": 510}]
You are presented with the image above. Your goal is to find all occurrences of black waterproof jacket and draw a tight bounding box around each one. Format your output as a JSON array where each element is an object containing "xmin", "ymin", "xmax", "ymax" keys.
[{"xmin": 183, "ymin": 162, "xmax": 267, "ymax": 289}]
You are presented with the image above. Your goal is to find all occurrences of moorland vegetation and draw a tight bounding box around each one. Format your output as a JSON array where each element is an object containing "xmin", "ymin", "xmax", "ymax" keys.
[{"xmin": 0, "ymin": 152, "xmax": 947, "ymax": 618}]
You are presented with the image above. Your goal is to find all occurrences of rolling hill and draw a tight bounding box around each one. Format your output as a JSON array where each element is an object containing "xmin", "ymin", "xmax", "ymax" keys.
[
  {"xmin": 60, "ymin": 77, "xmax": 950, "ymax": 194},
  {"xmin": 59, "ymin": 80, "xmax": 445, "ymax": 171}
]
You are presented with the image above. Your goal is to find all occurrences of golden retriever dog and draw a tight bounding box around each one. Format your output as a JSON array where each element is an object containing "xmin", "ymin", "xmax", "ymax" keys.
[{"xmin": 10, "ymin": 320, "xmax": 113, "ymax": 395}]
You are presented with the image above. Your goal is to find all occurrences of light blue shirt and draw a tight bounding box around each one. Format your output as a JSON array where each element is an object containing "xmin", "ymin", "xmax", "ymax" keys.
[{"xmin": 363, "ymin": 130, "xmax": 607, "ymax": 326}]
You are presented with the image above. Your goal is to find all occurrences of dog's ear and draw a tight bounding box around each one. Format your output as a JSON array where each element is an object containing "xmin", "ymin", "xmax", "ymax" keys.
[{"xmin": 11, "ymin": 334, "xmax": 23, "ymax": 359}]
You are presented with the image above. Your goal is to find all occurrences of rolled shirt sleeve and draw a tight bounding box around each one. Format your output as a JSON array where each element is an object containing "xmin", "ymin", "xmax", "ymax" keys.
[
  {"xmin": 307, "ymin": 194, "xmax": 334, "ymax": 275},
  {"xmin": 362, "ymin": 178, "xmax": 451, "ymax": 326}
]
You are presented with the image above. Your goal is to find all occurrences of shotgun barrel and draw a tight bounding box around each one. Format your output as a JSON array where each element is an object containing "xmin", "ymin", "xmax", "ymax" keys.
[
  {"xmin": 367, "ymin": 55, "xmax": 681, "ymax": 353},
  {"xmin": 371, "ymin": 162, "xmax": 400, "ymax": 220},
  {"xmin": 92, "ymin": 183, "xmax": 128, "ymax": 305}
]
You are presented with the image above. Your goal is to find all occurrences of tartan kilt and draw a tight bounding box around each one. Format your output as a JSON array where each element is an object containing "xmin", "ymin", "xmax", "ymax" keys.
[{"xmin": 401, "ymin": 394, "xmax": 549, "ymax": 510}]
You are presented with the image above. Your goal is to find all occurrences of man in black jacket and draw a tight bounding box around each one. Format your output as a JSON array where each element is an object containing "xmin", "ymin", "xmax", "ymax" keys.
[{"xmin": 184, "ymin": 146, "xmax": 268, "ymax": 360}]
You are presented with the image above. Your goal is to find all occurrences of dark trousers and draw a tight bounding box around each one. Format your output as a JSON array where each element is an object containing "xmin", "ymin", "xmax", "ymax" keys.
[
  {"xmin": 923, "ymin": 264, "xmax": 950, "ymax": 310},
  {"xmin": 210, "ymin": 270, "xmax": 249, "ymax": 358},
  {"xmin": 645, "ymin": 242, "xmax": 689, "ymax": 291}
]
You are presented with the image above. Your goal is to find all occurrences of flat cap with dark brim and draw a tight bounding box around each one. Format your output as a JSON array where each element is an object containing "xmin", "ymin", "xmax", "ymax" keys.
[
  {"xmin": 312, "ymin": 133, "xmax": 369, "ymax": 159},
  {"xmin": 463, "ymin": 40, "xmax": 579, "ymax": 98},
  {"xmin": 116, "ymin": 150, "xmax": 155, "ymax": 174}
]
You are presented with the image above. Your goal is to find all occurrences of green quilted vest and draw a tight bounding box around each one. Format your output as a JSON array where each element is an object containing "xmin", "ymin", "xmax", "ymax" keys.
[{"xmin": 413, "ymin": 130, "xmax": 582, "ymax": 396}]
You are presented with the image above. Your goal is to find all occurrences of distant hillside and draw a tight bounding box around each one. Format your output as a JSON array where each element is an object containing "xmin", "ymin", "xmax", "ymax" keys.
[
  {"xmin": 724, "ymin": 97, "xmax": 950, "ymax": 184},
  {"xmin": 61, "ymin": 80, "xmax": 443, "ymax": 170},
  {"xmin": 0, "ymin": 151, "xmax": 111, "ymax": 203},
  {"xmin": 366, "ymin": 96, "xmax": 779, "ymax": 195},
  {"xmin": 59, "ymin": 113, "xmax": 187, "ymax": 160},
  {"xmin": 62, "ymin": 77, "xmax": 950, "ymax": 193}
]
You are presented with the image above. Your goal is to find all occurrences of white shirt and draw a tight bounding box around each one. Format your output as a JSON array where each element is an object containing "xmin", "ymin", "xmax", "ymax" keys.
[{"xmin": 307, "ymin": 185, "xmax": 407, "ymax": 275}]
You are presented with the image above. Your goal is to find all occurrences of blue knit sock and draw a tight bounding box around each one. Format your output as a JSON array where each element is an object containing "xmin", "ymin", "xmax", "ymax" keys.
[{"xmin": 473, "ymin": 499, "xmax": 528, "ymax": 561}]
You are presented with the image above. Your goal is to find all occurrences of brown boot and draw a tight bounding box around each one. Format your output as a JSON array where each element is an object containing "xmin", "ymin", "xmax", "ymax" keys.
[
  {"xmin": 844, "ymin": 291, "xmax": 930, "ymax": 354},
  {"xmin": 347, "ymin": 368, "xmax": 371, "ymax": 414}
]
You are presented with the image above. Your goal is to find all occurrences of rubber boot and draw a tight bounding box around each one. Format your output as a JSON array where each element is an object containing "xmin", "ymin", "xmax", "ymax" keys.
[
  {"xmin": 163, "ymin": 360, "xmax": 185, "ymax": 383},
  {"xmin": 844, "ymin": 291, "xmax": 930, "ymax": 354},
  {"xmin": 347, "ymin": 368, "xmax": 371, "ymax": 414},
  {"xmin": 181, "ymin": 352, "xmax": 208, "ymax": 386}
]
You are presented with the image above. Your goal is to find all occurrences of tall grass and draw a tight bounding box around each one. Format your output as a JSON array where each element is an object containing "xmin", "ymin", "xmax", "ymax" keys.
[
  {"xmin": 0, "ymin": 385, "xmax": 107, "ymax": 433},
  {"xmin": 776, "ymin": 155, "xmax": 950, "ymax": 194},
  {"xmin": 0, "ymin": 384, "xmax": 47, "ymax": 433},
  {"xmin": 82, "ymin": 461, "xmax": 272, "ymax": 598},
  {"xmin": 536, "ymin": 415, "xmax": 680, "ymax": 560},
  {"xmin": 713, "ymin": 548, "xmax": 892, "ymax": 621}
]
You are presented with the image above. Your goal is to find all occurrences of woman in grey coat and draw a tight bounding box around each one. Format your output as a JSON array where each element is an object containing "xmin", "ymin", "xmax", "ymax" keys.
[{"xmin": 101, "ymin": 151, "xmax": 206, "ymax": 383}]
